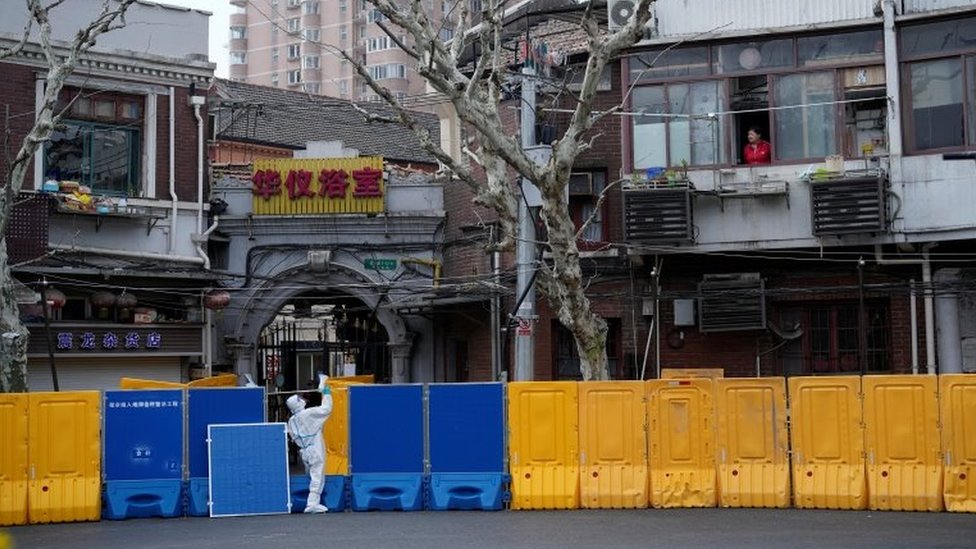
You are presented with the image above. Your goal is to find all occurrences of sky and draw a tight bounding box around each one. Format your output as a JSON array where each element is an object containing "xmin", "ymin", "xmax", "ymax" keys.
[{"xmin": 163, "ymin": 0, "xmax": 232, "ymax": 77}]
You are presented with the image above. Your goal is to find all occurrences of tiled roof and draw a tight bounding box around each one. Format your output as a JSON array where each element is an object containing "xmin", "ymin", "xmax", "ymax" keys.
[{"xmin": 211, "ymin": 79, "xmax": 441, "ymax": 165}]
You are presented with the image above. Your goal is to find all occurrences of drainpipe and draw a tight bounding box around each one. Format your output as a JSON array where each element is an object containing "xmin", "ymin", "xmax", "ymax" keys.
[
  {"xmin": 935, "ymin": 268, "xmax": 963, "ymax": 374},
  {"xmin": 909, "ymin": 278, "xmax": 918, "ymax": 374},
  {"xmin": 873, "ymin": 243, "xmax": 936, "ymax": 374},
  {"xmin": 883, "ymin": 0, "xmax": 903, "ymax": 159},
  {"xmin": 922, "ymin": 245, "xmax": 935, "ymax": 374},
  {"xmin": 51, "ymin": 243, "xmax": 204, "ymax": 264},
  {"xmin": 190, "ymin": 95, "xmax": 212, "ymax": 269},
  {"xmin": 401, "ymin": 258, "xmax": 442, "ymax": 288},
  {"xmin": 168, "ymin": 87, "xmax": 178, "ymax": 254}
]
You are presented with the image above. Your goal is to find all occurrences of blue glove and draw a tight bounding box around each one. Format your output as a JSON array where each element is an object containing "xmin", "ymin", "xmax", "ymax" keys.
[{"xmin": 318, "ymin": 374, "xmax": 330, "ymax": 396}]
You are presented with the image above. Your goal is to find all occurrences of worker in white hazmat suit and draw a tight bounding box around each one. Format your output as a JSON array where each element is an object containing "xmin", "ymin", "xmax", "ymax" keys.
[{"xmin": 286, "ymin": 374, "xmax": 333, "ymax": 513}]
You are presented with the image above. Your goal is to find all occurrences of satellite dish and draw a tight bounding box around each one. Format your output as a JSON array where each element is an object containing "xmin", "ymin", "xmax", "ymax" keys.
[{"xmin": 610, "ymin": 0, "xmax": 636, "ymax": 28}]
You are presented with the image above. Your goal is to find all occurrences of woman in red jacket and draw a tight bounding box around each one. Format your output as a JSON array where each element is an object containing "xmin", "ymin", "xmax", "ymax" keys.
[{"xmin": 743, "ymin": 126, "xmax": 771, "ymax": 164}]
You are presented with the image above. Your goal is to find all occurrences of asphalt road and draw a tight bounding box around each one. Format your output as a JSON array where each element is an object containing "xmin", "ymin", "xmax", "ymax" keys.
[{"xmin": 5, "ymin": 508, "xmax": 976, "ymax": 549}]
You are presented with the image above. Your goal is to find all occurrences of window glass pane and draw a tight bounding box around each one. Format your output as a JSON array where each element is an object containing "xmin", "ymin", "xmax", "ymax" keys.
[
  {"xmin": 667, "ymin": 81, "xmax": 726, "ymax": 166},
  {"xmin": 910, "ymin": 58, "xmax": 963, "ymax": 150},
  {"xmin": 713, "ymin": 39, "xmax": 793, "ymax": 74},
  {"xmin": 631, "ymin": 85, "xmax": 667, "ymax": 170},
  {"xmin": 629, "ymin": 46, "xmax": 709, "ymax": 82},
  {"xmin": 91, "ymin": 127, "xmax": 136, "ymax": 194},
  {"xmin": 71, "ymin": 98, "xmax": 91, "ymax": 117},
  {"xmin": 969, "ymin": 56, "xmax": 976, "ymax": 146},
  {"xmin": 900, "ymin": 15, "xmax": 976, "ymax": 58},
  {"xmin": 44, "ymin": 125, "xmax": 86, "ymax": 182},
  {"xmin": 774, "ymin": 71, "xmax": 836, "ymax": 159},
  {"xmin": 798, "ymin": 29, "xmax": 883, "ymax": 67}
]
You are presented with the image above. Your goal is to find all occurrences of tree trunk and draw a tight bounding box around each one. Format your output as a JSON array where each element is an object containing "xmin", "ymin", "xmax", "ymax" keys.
[{"xmin": 0, "ymin": 237, "xmax": 29, "ymax": 393}]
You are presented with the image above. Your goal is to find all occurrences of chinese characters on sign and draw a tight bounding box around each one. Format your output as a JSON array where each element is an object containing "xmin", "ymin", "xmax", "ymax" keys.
[
  {"xmin": 253, "ymin": 167, "xmax": 384, "ymax": 201},
  {"xmin": 250, "ymin": 157, "xmax": 386, "ymax": 216},
  {"xmin": 363, "ymin": 258, "xmax": 398, "ymax": 271},
  {"xmin": 107, "ymin": 400, "xmax": 180, "ymax": 409},
  {"xmin": 57, "ymin": 331, "xmax": 163, "ymax": 351}
]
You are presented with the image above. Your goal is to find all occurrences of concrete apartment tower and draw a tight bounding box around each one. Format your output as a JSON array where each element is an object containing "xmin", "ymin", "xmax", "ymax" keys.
[{"xmin": 228, "ymin": 0, "xmax": 448, "ymax": 101}]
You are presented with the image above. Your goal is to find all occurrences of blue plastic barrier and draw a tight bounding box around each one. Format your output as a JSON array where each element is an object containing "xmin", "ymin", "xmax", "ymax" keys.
[
  {"xmin": 103, "ymin": 390, "xmax": 184, "ymax": 480},
  {"xmin": 102, "ymin": 390, "xmax": 184, "ymax": 519},
  {"xmin": 349, "ymin": 385, "xmax": 424, "ymax": 511},
  {"xmin": 208, "ymin": 423, "xmax": 291, "ymax": 517},
  {"xmin": 187, "ymin": 387, "xmax": 265, "ymax": 477},
  {"xmin": 289, "ymin": 475, "xmax": 347, "ymax": 513},
  {"xmin": 350, "ymin": 474, "xmax": 425, "ymax": 511},
  {"xmin": 427, "ymin": 383, "xmax": 507, "ymax": 510},
  {"xmin": 186, "ymin": 478, "xmax": 209, "ymax": 517},
  {"xmin": 102, "ymin": 480, "xmax": 183, "ymax": 519}
]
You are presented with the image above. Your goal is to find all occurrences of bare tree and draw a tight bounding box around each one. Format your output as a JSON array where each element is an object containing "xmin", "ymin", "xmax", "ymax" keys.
[
  {"xmin": 344, "ymin": 0, "xmax": 654, "ymax": 380},
  {"xmin": 0, "ymin": 0, "xmax": 136, "ymax": 392}
]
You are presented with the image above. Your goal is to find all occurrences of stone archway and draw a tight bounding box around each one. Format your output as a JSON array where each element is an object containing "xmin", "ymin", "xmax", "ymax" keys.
[{"xmin": 223, "ymin": 263, "xmax": 414, "ymax": 383}]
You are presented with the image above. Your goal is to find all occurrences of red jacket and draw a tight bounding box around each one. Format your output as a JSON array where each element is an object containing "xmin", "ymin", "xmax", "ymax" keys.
[{"xmin": 743, "ymin": 140, "xmax": 771, "ymax": 164}]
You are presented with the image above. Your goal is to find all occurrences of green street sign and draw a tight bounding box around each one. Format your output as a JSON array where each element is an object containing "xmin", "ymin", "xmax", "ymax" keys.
[{"xmin": 364, "ymin": 258, "xmax": 398, "ymax": 271}]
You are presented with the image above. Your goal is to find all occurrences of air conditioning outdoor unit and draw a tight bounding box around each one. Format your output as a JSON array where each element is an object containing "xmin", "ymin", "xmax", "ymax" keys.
[
  {"xmin": 607, "ymin": 0, "xmax": 657, "ymax": 33},
  {"xmin": 698, "ymin": 273, "xmax": 766, "ymax": 333}
]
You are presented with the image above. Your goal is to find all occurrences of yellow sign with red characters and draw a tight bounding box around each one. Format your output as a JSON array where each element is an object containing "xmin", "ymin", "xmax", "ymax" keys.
[{"xmin": 251, "ymin": 157, "xmax": 385, "ymax": 215}]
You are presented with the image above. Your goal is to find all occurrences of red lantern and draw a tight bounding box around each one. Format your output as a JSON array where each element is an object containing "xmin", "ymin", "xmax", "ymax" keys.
[
  {"xmin": 91, "ymin": 291, "xmax": 116, "ymax": 319},
  {"xmin": 116, "ymin": 293, "xmax": 138, "ymax": 309},
  {"xmin": 203, "ymin": 289, "xmax": 230, "ymax": 310},
  {"xmin": 44, "ymin": 287, "xmax": 66, "ymax": 310}
]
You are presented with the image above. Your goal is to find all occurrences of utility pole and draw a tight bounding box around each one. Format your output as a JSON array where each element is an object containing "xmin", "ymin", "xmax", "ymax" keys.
[{"xmin": 514, "ymin": 62, "xmax": 537, "ymax": 382}]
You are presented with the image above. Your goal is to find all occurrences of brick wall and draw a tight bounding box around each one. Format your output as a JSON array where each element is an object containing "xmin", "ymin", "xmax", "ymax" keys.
[{"xmin": 0, "ymin": 63, "xmax": 42, "ymax": 188}]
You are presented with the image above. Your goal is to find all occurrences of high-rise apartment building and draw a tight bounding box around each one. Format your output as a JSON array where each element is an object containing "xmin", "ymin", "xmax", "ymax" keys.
[{"xmin": 228, "ymin": 0, "xmax": 449, "ymax": 101}]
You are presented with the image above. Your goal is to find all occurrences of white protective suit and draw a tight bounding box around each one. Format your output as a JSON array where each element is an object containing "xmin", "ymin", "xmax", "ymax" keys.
[{"xmin": 286, "ymin": 376, "xmax": 333, "ymax": 513}]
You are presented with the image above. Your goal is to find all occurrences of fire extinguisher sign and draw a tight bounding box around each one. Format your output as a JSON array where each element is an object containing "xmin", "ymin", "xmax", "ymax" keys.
[{"xmin": 516, "ymin": 318, "xmax": 533, "ymax": 336}]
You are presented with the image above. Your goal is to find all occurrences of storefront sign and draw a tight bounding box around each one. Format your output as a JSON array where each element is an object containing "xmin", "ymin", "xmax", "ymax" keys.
[
  {"xmin": 27, "ymin": 323, "xmax": 203, "ymax": 357},
  {"xmin": 251, "ymin": 157, "xmax": 385, "ymax": 215}
]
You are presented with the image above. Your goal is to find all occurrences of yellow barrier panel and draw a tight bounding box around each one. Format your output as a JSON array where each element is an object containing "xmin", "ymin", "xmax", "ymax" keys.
[
  {"xmin": 118, "ymin": 377, "xmax": 184, "ymax": 389},
  {"xmin": 187, "ymin": 374, "xmax": 238, "ymax": 388},
  {"xmin": 508, "ymin": 382, "xmax": 579, "ymax": 510},
  {"xmin": 789, "ymin": 376, "xmax": 865, "ymax": 510},
  {"xmin": 715, "ymin": 378, "xmax": 788, "ymax": 508},
  {"xmin": 646, "ymin": 379, "xmax": 716, "ymax": 508},
  {"xmin": 941, "ymin": 374, "xmax": 976, "ymax": 512},
  {"xmin": 862, "ymin": 375, "xmax": 942, "ymax": 511},
  {"xmin": 333, "ymin": 375, "xmax": 374, "ymax": 384},
  {"xmin": 661, "ymin": 368, "xmax": 724, "ymax": 380},
  {"xmin": 324, "ymin": 382, "xmax": 357, "ymax": 475},
  {"xmin": 578, "ymin": 382, "xmax": 647, "ymax": 509},
  {"xmin": 27, "ymin": 392, "xmax": 101, "ymax": 524},
  {"xmin": 0, "ymin": 395, "xmax": 28, "ymax": 526}
]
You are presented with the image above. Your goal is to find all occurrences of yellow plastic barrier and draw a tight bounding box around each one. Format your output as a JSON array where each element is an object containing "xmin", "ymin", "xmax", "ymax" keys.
[
  {"xmin": 324, "ymin": 381, "xmax": 357, "ymax": 475},
  {"xmin": 789, "ymin": 376, "xmax": 866, "ymax": 510},
  {"xmin": 333, "ymin": 374, "xmax": 375, "ymax": 384},
  {"xmin": 508, "ymin": 382, "xmax": 580, "ymax": 510},
  {"xmin": 862, "ymin": 375, "xmax": 942, "ymax": 511},
  {"xmin": 941, "ymin": 374, "xmax": 976, "ymax": 512},
  {"xmin": 118, "ymin": 377, "xmax": 184, "ymax": 389},
  {"xmin": 187, "ymin": 373, "xmax": 238, "ymax": 388},
  {"xmin": 27, "ymin": 392, "xmax": 101, "ymax": 524},
  {"xmin": 646, "ymin": 378, "xmax": 716, "ymax": 508},
  {"xmin": 661, "ymin": 368, "xmax": 724, "ymax": 380},
  {"xmin": 578, "ymin": 382, "xmax": 647, "ymax": 509},
  {"xmin": 0, "ymin": 395, "xmax": 29, "ymax": 526},
  {"xmin": 715, "ymin": 378, "xmax": 788, "ymax": 508}
]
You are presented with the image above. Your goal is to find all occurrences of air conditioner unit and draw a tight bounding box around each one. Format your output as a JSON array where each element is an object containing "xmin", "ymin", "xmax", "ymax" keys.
[
  {"xmin": 698, "ymin": 273, "xmax": 766, "ymax": 332},
  {"xmin": 608, "ymin": 0, "xmax": 656, "ymax": 33},
  {"xmin": 568, "ymin": 172, "xmax": 593, "ymax": 196}
]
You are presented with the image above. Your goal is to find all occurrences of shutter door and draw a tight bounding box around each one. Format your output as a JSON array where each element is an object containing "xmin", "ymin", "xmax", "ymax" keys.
[{"xmin": 27, "ymin": 357, "xmax": 183, "ymax": 392}]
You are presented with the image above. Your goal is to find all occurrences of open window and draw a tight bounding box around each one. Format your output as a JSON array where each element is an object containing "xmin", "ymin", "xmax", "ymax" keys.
[{"xmin": 730, "ymin": 75, "xmax": 769, "ymax": 164}]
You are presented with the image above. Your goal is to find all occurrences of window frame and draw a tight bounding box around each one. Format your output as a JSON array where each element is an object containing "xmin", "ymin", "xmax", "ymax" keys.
[
  {"xmin": 625, "ymin": 27, "xmax": 886, "ymax": 171},
  {"xmin": 44, "ymin": 119, "xmax": 142, "ymax": 196}
]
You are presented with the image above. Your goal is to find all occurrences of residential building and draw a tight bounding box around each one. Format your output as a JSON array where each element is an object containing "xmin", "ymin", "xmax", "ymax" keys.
[
  {"xmin": 0, "ymin": 1, "xmax": 216, "ymax": 389},
  {"xmin": 615, "ymin": 0, "xmax": 976, "ymax": 378},
  {"xmin": 227, "ymin": 0, "xmax": 445, "ymax": 103},
  {"xmin": 437, "ymin": 0, "xmax": 976, "ymax": 382}
]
